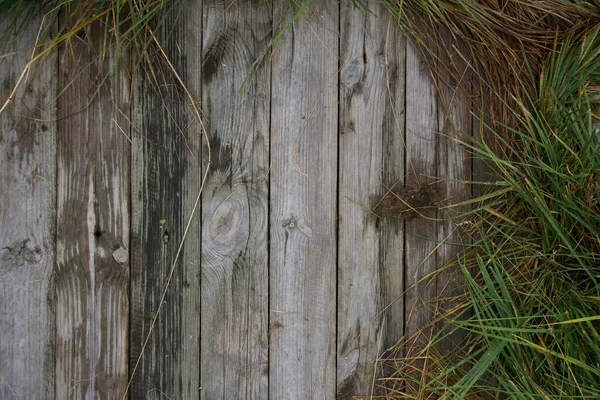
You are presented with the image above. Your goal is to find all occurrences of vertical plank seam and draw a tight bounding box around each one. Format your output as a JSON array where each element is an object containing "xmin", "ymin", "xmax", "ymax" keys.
[
  {"xmin": 54, "ymin": 11, "xmax": 65, "ymax": 396},
  {"xmin": 199, "ymin": 0, "xmax": 204, "ymax": 396},
  {"xmin": 127, "ymin": 36, "xmax": 134, "ymax": 400},
  {"xmin": 470, "ymin": 58, "xmax": 476, "ymax": 198},
  {"xmin": 334, "ymin": 0, "xmax": 341, "ymax": 396},
  {"xmin": 434, "ymin": 35, "xmax": 440, "ymax": 354},
  {"xmin": 401, "ymin": 31, "xmax": 408, "ymax": 348},
  {"xmin": 126, "ymin": 27, "xmax": 134, "ymax": 400},
  {"xmin": 266, "ymin": 2, "xmax": 274, "ymax": 398},
  {"xmin": 53, "ymin": 18, "xmax": 61, "ymax": 399}
]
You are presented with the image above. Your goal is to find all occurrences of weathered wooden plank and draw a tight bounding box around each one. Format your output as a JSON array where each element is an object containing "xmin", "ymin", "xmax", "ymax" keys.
[
  {"xmin": 200, "ymin": 0, "xmax": 270, "ymax": 397},
  {"xmin": 270, "ymin": 1, "xmax": 338, "ymax": 398},
  {"xmin": 337, "ymin": 4, "xmax": 405, "ymax": 397},
  {"xmin": 0, "ymin": 15, "xmax": 56, "ymax": 400},
  {"xmin": 404, "ymin": 37, "xmax": 438, "ymax": 357},
  {"xmin": 55, "ymin": 23, "xmax": 130, "ymax": 398},
  {"xmin": 129, "ymin": 0, "xmax": 202, "ymax": 398},
  {"xmin": 436, "ymin": 32, "xmax": 472, "ymax": 351}
]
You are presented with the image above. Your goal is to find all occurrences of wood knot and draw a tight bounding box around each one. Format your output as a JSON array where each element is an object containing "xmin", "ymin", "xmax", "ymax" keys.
[
  {"xmin": 340, "ymin": 58, "xmax": 364, "ymax": 88},
  {"xmin": 210, "ymin": 201, "xmax": 240, "ymax": 244},
  {"xmin": 203, "ymin": 194, "xmax": 249, "ymax": 258},
  {"xmin": 0, "ymin": 239, "xmax": 42, "ymax": 269},
  {"xmin": 281, "ymin": 215, "xmax": 312, "ymax": 237},
  {"xmin": 112, "ymin": 247, "xmax": 129, "ymax": 264},
  {"xmin": 281, "ymin": 216, "xmax": 297, "ymax": 229}
]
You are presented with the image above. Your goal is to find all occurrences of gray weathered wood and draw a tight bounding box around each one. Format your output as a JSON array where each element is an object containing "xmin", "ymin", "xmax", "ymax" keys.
[
  {"xmin": 0, "ymin": 6, "xmax": 484, "ymax": 397},
  {"xmin": 404, "ymin": 37, "xmax": 438, "ymax": 357},
  {"xmin": 129, "ymin": 0, "xmax": 202, "ymax": 398},
  {"xmin": 0, "ymin": 15, "xmax": 56, "ymax": 400},
  {"xmin": 270, "ymin": 1, "xmax": 339, "ymax": 398},
  {"xmin": 55, "ymin": 22, "xmax": 130, "ymax": 398},
  {"xmin": 337, "ymin": 4, "xmax": 405, "ymax": 397},
  {"xmin": 200, "ymin": 0, "xmax": 271, "ymax": 397},
  {"xmin": 436, "ymin": 32, "xmax": 472, "ymax": 351}
]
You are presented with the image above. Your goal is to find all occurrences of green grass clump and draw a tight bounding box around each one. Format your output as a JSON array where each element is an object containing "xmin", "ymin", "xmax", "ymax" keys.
[
  {"xmin": 379, "ymin": 0, "xmax": 600, "ymax": 141},
  {"xmin": 0, "ymin": 0, "xmax": 172, "ymax": 53},
  {"xmin": 0, "ymin": 0, "xmax": 181, "ymax": 115},
  {"xmin": 378, "ymin": 25, "xmax": 600, "ymax": 400}
]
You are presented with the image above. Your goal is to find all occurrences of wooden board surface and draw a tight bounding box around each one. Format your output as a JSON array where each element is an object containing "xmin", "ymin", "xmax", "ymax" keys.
[
  {"xmin": 404, "ymin": 37, "xmax": 438, "ymax": 355},
  {"xmin": 0, "ymin": 3, "xmax": 478, "ymax": 398},
  {"xmin": 436, "ymin": 31, "xmax": 472, "ymax": 351},
  {"xmin": 269, "ymin": 2, "xmax": 339, "ymax": 398},
  {"xmin": 200, "ymin": 0, "xmax": 271, "ymax": 397},
  {"xmin": 55, "ymin": 22, "xmax": 131, "ymax": 398},
  {"xmin": 129, "ymin": 0, "xmax": 203, "ymax": 398},
  {"xmin": 337, "ymin": 3, "xmax": 405, "ymax": 397},
  {"xmin": 0, "ymin": 15, "xmax": 56, "ymax": 400}
]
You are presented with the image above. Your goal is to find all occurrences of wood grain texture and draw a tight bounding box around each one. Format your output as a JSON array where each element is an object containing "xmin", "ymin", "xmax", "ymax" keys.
[
  {"xmin": 129, "ymin": 0, "xmax": 202, "ymax": 398},
  {"xmin": 55, "ymin": 22, "xmax": 130, "ymax": 398},
  {"xmin": 200, "ymin": 0, "xmax": 271, "ymax": 397},
  {"xmin": 436, "ymin": 32, "xmax": 472, "ymax": 351},
  {"xmin": 269, "ymin": 1, "xmax": 338, "ymax": 398},
  {"xmin": 0, "ymin": 15, "xmax": 56, "ymax": 400},
  {"xmin": 337, "ymin": 4, "xmax": 405, "ymax": 397},
  {"xmin": 379, "ymin": 27, "xmax": 407, "ymax": 354},
  {"xmin": 404, "ymin": 39, "xmax": 438, "ymax": 352},
  {"xmin": 0, "ymin": 7, "xmax": 483, "ymax": 398}
]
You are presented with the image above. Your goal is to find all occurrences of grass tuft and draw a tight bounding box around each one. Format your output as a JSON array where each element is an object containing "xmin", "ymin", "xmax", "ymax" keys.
[
  {"xmin": 379, "ymin": 0, "xmax": 600, "ymax": 142},
  {"xmin": 0, "ymin": 0, "xmax": 184, "ymax": 115},
  {"xmin": 376, "ymin": 18, "xmax": 600, "ymax": 399}
]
